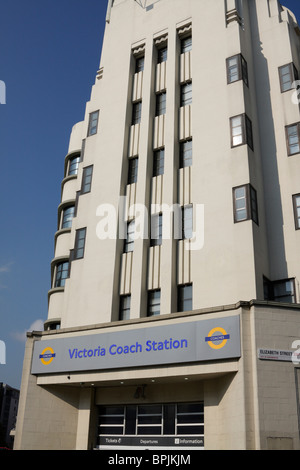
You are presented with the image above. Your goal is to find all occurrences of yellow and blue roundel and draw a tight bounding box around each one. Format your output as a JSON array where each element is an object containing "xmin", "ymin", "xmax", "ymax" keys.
[
  {"xmin": 39, "ymin": 347, "xmax": 56, "ymax": 365},
  {"xmin": 205, "ymin": 327, "xmax": 230, "ymax": 350}
]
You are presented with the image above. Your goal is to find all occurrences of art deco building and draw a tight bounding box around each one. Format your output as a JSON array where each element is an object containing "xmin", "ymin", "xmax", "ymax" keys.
[{"xmin": 15, "ymin": 0, "xmax": 300, "ymax": 450}]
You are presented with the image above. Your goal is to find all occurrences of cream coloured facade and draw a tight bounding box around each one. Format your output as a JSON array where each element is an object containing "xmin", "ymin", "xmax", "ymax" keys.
[{"xmin": 14, "ymin": 0, "xmax": 300, "ymax": 450}]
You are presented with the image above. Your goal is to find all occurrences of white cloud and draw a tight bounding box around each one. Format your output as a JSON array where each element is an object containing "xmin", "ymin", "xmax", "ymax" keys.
[
  {"xmin": 0, "ymin": 262, "xmax": 13, "ymax": 289},
  {"xmin": 11, "ymin": 319, "xmax": 44, "ymax": 343}
]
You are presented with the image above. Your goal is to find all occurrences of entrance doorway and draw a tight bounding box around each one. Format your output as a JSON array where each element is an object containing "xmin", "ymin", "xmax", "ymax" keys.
[{"xmin": 96, "ymin": 402, "xmax": 204, "ymax": 450}]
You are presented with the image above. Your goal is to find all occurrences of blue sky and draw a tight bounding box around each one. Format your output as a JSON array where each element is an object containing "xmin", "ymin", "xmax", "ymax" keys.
[
  {"xmin": 0, "ymin": 0, "xmax": 300, "ymax": 390},
  {"xmin": 0, "ymin": 0, "xmax": 107, "ymax": 389}
]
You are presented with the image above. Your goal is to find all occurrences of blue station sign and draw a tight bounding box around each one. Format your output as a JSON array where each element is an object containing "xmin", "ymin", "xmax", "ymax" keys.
[{"xmin": 31, "ymin": 315, "xmax": 241, "ymax": 375}]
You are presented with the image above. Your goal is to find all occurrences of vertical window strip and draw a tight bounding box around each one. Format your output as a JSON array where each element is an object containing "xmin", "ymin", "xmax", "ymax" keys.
[
  {"xmin": 81, "ymin": 166, "xmax": 93, "ymax": 194},
  {"xmin": 148, "ymin": 290, "xmax": 161, "ymax": 317},
  {"xmin": 135, "ymin": 56, "xmax": 144, "ymax": 73},
  {"xmin": 157, "ymin": 47, "xmax": 168, "ymax": 64},
  {"xmin": 181, "ymin": 36, "xmax": 192, "ymax": 54},
  {"xmin": 151, "ymin": 213, "xmax": 163, "ymax": 246},
  {"xmin": 286, "ymin": 123, "xmax": 300, "ymax": 155},
  {"xmin": 132, "ymin": 101, "xmax": 142, "ymax": 125},
  {"xmin": 120, "ymin": 295, "xmax": 131, "ymax": 321},
  {"xmin": 178, "ymin": 284, "xmax": 193, "ymax": 312},
  {"xmin": 156, "ymin": 92, "xmax": 167, "ymax": 116},
  {"xmin": 88, "ymin": 110, "xmax": 99, "ymax": 136},
  {"xmin": 128, "ymin": 158, "xmax": 138, "ymax": 184},
  {"xmin": 293, "ymin": 194, "xmax": 300, "ymax": 229},
  {"xmin": 181, "ymin": 82, "xmax": 192, "ymax": 106},
  {"xmin": 153, "ymin": 149, "xmax": 165, "ymax": 176},
  {"xmin": 74, "ymin": 228, "xmax": 87, "ymax": 260},
  {"xmin": 180, "ymin": 140, "xmax": 192, "ymax": 168},
  {"xmin": 182, "ymin": 205, "xmax": 193, "ymax": 240},
  {"xmin": 124, "ymin": 220, "xmax": 135, "ymax": 253}
]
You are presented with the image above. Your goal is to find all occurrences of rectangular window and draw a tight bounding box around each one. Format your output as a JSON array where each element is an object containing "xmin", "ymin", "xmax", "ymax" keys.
[
  {"xmin": 286, "ymin": 123, "xmax": 300, "ymax": 156},
  {"xmin": 128, "ymin": 158, "xmax": 138, "ymax": 184},
  {"xmin": 119, "ymin": 295, "xmax": 131, "ymax": 321},
  {"xmin": 124, "ymin": 220, "xmax": 135, "ymax": 253},
  {"xmin": 148, "ymin": 290, "xmax": 161, "ymax": 317},
  {"xmin": 153, "ymin": 149, "xmax": 164, "ymax": 176},
  {"xmin": 233, "ymin": 184, "xmax": 258, "ymax": 224},
  {"xmin": 132, "ymin": 101, "xmax": 142, "ymax": 125},
  {"xmin": 279, "ymin": 63, "xmax": 298, "ymax": 92},
  {"xmin": 182, "ymin": 205, "xmax": 193, "ymax": 239},
  {"xmin": 81, "ymin": 166, "xmax": 93, "ymax": 194},
  {"xmin": 54, "ymin": 261, "xmax": 69, "ymax": 288},
  {"xmin": 293, "ymin": 194, "xmax": 300, "ymax": 229},
  {"xmin": 74, "ymin": 228, "xmax": 86, "ymax": 260},
  {"xmin": 226, "ymin": 54, "xmax": 248, "ymax": 86},
  {"xmin": 230, "ymin": 114, "xmax": 253, "ymax": 149},
  {"xmin": 68, "ymin": 154, "xmax": 81, "ymax": 176},
  {"xmin": 176, "ymin": 403, "xmax": 204, "ymax": 435},
  {"xmin": 135, "ymin": 56, "xmax": 144, "ymax": 73},
  {"xmin": 97, "ymin": 403, "xmax": 204, "ymax": 445},
  {"xmin": 62, "ymin": 205, "xmax": 75, "ymax": 229},
  {"xmin": 273, "ymin": 279, "xmax": 295, "ymax": 303},
  {"xmin": 137, "ymin": 405, "xmax": 162, "ymax": 435},
  {"xmin": 151, "ymin": 213, "xmax": 163, "ymax": 246},
  {"xmin": 88, "ymin": 110, "xmax": 99, "ymax": 136},
  {"xmin": 99, "ymin": 406, "xmax": 125, "ymax": 436},
  {"xmin": 264, "ymin": 277, "xmax": 296, "ymax": 303},
  {"xmin": 181, "ymin": 36, "xmax": 192, "ymax": 54},
  {"xmin": 180, "ymin": 140, "xmax": 192, "ymax": 168},
  {"xmin": 157, "ymin": 47, "xmax": 168, "ymax": 64},
  {"xmin": 178, "ymin": 284, "xmax": 193, "ymax": 312},
  {"xmin": 156, "ymin": 92, "xmax": 166, "ymax": 116},
  {"xmin": 181, "ymin": 82, "xmax": 192, "ymax": 106}
]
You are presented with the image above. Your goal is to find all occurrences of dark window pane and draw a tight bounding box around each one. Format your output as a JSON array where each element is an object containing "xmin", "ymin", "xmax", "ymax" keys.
[
  {"xmin": 163, "ymin": 405, "xmax": 175, "ymax": 435},
  {"xmin": 156, "ymin": 92, "xmax": 166, "ymax": 116},
  {"xmin": 132, "ymin": 102, "xmax": 142, "ymax": 125},
  {"xmin": 178, "ymin": 284, "xmax": 193, "ymax": 312},
  {"xmin": 120, "ymin": 295, "xmax": 131, "ymax": 321},
  {"xmin": 128, "ymin": 158, "xmax": 138, "ymax": 184},
  {"xmin": 135, "ymin": 56, "xmax": 144, "ymax": 73},
  {"xmin": 125, "ymin": 406, "xmax": 136, "ymax": 435},
  {"xmin": 181, "ymin": 36, "xmax": 192, "ymax": 53},
  {"xmin": 99, "ymin": 426, "xmax": 124, "ymax": 435},
  {"xmin": 137, "ymin": 426, "xmax": 162, "ymax": 435},
  {"xmin": 158, "ymin": 47, "xmax": 168, "ymax": 63},
  {"xmin": 180, "ymin": 140, "xmax": 192, "ymax": 168},
  {"xmin": 177, "ymin": 425, "xmax": 204, "ymax": 435},
  {"xmin": 153, "ymin": 149, "xmax": 165, "ymax": 176},
  {"xmin": 177, "ymin": 403, "xmax": 204, "ymax": 414}
]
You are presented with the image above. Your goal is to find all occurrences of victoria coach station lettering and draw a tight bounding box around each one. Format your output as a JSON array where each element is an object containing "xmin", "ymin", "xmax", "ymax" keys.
[
  {"xmin": 69, "ymin": 338, "xmax": 189, "ymax": 360},
  {"xmin": 31, "ymin": 316, "xmax": 241, "ymax": 375}
]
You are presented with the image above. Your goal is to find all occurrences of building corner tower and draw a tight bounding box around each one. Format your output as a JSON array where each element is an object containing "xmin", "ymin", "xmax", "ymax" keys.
[{"xmin": 15, "ymin": 0, "xmax": 300, "ymax": 450}]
